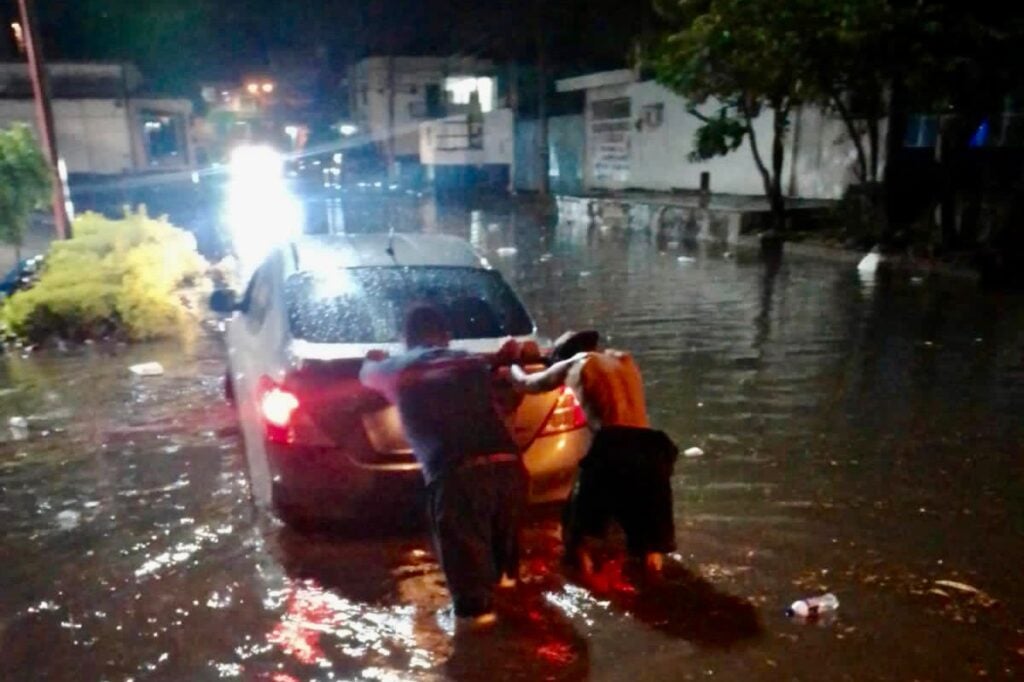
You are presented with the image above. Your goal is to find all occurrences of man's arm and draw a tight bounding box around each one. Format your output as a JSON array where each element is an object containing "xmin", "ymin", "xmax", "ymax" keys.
[
  {"xmin": 505, "ymin": 353, "xmax": 587, "ymax": 394},
  {"xmin": 359, "ymin": 353, "xmax": 396, "ymax": 401}
]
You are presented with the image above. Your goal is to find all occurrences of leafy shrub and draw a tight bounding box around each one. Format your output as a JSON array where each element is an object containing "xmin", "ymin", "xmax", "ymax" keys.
[
  {"xmin": 2, "ymin": 208, "xmax": 208, "ymax": 343},
  {"xmin": 0, "ymin": 124, "xmax": 50, "ymax": 253}
]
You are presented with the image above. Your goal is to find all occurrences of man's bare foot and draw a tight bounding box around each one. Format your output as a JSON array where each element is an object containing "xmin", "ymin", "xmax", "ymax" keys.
[
  {"xmin": 577, "ymin": 548, "xmax": 596, "ymax": 580},
  {"xmin": 644, "ymin": 552, "xmax": 665, "ymax": 574},
  {"xmin": 455, "ymin": 611, "xmax": 497, "ymax": 634}
]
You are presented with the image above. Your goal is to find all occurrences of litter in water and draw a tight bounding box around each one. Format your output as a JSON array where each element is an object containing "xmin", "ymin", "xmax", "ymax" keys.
[
  {"xmin": 56, "ymin": 510, "xmax": 81, "ymax": 530},
  {"xmin": 9, "ymin": 416, "xmax": 29, "ymax": 441},
  {"xmin": 684, "ymin": 446, "xmax": 705, "ymax": 458},
  {"xmin": 130, "ymin": 362, "xmax": 165, "ymax": 377},
  {"xmin": 786, "ymin": 593, "xmax": 839, "ymax": 618},
  {"xmin": 496, "ymin": 247, "xmax": 518, "ymax": 257}
]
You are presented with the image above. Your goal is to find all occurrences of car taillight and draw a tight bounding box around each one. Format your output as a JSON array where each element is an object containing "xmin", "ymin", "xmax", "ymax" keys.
[
  {"xmin": 539, "ymin": 386, "xmax": 588, "ymax": 436},
  {"xmin": 258, "ymin": 377, "xmax": 299, "ymax": 444}
]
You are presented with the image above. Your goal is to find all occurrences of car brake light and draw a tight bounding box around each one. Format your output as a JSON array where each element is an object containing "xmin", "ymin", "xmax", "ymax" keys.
[
  {"xmin": 258, "ymin": 377, "xmax": 299, "ymax": 443},
  {"xmin": 540, "ymin": 386, "xmax": 588, "ymax": 435}
]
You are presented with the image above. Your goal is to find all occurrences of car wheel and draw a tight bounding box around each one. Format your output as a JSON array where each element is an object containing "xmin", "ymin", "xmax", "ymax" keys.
[{"xmin": 271, "ymin": 482, "xmax": 319, "ymax": 532}]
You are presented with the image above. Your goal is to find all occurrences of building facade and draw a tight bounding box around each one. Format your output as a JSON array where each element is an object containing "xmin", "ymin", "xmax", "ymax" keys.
[
  {"xmin": 556, "ymin": 70, "xmax": 886, "ymax": 200},
  {"xmin": 0, "ymin": 62, "xmax": 194, "ymax": 175},
  {"xmin": 347, "ymin": 56, "xmax": 497, "ymax": 162}
]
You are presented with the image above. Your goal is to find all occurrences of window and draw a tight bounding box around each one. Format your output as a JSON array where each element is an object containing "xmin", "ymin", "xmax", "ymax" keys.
[
  {"xmin": 904, "ymin": 115, "xmax": 938, "ymax": 148},
  {"xmin": 409, "ymin": 101, "xmax": 428, "ymax": 118},
  {"xmin": 444, "ymin": 76, "xmax": 495, "ymax": 113},
  {"xmin": 140, "ymin": 111, "xmax": 184, "ymax": 166},
  {"xmin": 591, "ymin": 97, "xmax": 631, "ymax": 121},
  {"xmin": 642, "ymin": 103, "xmax": 664, "ymax": 130},
  {"xmin": 286, "ymin": 267, "xmax": 534, "ymax": 344}
]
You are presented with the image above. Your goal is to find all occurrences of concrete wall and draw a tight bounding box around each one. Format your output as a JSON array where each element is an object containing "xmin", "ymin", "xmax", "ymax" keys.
[
  {"xmin": 548, "ymin": 114, "xmax": 585, "ymax": 195},
  {"xmin": 0, "ymin": 97, "xmax": 194, "ymax": 174},
  {"xmin": 0, "ymin": 99, "xmax": 133, "ymax": 174},
  {"xmin": 514, "ymin": 119, "xmax": 542, "ymax": 192},
  {"xmin": 419, "ymin": 109, "xmax": 514, "ymax": 167},
  {"xmin": 350, "ymin": 56, "xmax": 495, "ymax": 158},
  {"xmin": 581, "ymin": 79, "xmax": 884, "ymax": 199}
]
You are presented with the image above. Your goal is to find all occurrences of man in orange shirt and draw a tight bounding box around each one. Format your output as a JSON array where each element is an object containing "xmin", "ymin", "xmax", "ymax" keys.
[{"xmin": 504, "ymin": 331, "xmax": 678, "ymax": 580}]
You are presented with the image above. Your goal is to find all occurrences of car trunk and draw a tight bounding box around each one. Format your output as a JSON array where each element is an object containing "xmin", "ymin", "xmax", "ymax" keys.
[{"xmin": 283, "ymin": 357, "xmax": 559, "ymax": 467}]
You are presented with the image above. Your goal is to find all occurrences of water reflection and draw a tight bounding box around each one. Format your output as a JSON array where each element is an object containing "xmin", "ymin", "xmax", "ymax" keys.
[{"xmin": 0, "ymin": 194, "xmax": 1022, "ymax": 679}]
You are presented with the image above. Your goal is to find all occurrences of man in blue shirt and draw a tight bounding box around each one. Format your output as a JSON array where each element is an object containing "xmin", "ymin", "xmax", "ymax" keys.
[{"xmin": 360, "ymin": 304, "xmax": 525, "ymax": 629}]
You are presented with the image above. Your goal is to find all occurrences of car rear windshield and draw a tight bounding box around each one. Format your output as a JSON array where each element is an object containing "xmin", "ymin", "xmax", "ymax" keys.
[{"xmin": 286, "ymin": 266, "xmax": 534, "ymax": 343}]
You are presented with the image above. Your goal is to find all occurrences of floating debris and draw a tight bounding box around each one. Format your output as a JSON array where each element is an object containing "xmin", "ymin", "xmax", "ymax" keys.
[
  {"xmin": 496, "ymin": 247, "xmax": 518, "ymax": 257},
  {"xmin": 684, "ymin": 446, "xmax": 705, "ymax": 458},
  {"xmin": 677, "ymin": 256, "xmax": 696, "ymax": 264},
  {"xmin": 56, "ymin": 510, "xmax": 81, "ymax": 530},
  {"xmin": 857, "ymin": 246, "xmax": 883, "ymax": 275},
  {"xmin": 9, "ymin": 416, "xmax": 29, "ymax": 441},
  {"xmin": 933, "ymin": 579, "xmax": 987, "ymax": 597},
  {"xmin": 129, "ymin": 362, "xmax": 165, "ymax": 377}
]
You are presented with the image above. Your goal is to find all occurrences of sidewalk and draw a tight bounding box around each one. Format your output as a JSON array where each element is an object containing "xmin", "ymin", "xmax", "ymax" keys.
[{"xmin": 555, "ymin": 190, "xmax": 834, "ymax": 245}]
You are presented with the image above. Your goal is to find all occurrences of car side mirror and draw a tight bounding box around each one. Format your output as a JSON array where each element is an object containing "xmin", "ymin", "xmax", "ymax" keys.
[{"xmin": 209, "ymin": 288, "xmax": 240, "ymax": 314}]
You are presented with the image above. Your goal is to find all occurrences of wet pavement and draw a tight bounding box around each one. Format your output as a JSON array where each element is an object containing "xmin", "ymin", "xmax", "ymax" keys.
[{"xmin": 1, "ymin": 195, "xmax": 1024, "ymax": 680}]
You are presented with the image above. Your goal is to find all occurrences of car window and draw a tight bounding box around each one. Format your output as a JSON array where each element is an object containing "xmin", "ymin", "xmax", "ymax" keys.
[{"xmin": 285, "ymin": 267, "xmax": 534, "ymax": 343}]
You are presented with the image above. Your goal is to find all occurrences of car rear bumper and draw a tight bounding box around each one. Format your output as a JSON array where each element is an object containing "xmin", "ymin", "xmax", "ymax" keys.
[
  {"xmin": 265, "ymin": 425, "xmax": 592, "ymax": 522},
  {"xmin": 267, "ymin": 442, "xmax": 425, "ymax": 523},
  {"xmin": 521, "ymin": 427, "xmax": 592, "ymax": 503}
]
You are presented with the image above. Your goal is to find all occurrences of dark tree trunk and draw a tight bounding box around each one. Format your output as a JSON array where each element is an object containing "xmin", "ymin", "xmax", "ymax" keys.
[
  {"xmin": 768, "ymin": 106, "xmax": 788, "ymax": 231},
  {"xmin": 831, "ymin": 91, "xmax": 869, "ymax": 184},
  {"xmin": 883, "ymin": 77, "xmax": 909, "ymax": 238}
]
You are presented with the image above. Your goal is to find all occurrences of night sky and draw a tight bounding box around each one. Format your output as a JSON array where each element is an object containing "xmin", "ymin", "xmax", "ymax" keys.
[{"xmin": 9, "ymin": 0, "xmax": 658, "ymax": 93}]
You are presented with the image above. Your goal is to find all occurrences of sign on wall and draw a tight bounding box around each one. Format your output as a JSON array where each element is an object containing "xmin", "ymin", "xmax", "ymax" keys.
[{"xmin": 589, "ymin": 97, "xmax": 631, "ymax": 184}]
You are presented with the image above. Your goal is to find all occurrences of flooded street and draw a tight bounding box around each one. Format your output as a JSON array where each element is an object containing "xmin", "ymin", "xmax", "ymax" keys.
[{"xmin": 2, "ymin": 196, "xmax": 1023, "ymax": 680}]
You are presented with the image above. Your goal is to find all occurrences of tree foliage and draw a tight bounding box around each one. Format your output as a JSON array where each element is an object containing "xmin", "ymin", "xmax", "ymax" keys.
[
  {"xmin": 0, "ymin": 125, "xmax": 51, "ymax": 250},
  {"xmin": 2, "ymin": 209, "xmax": 208, "ymax": 343},
  {"xmin": 652, "ymin": 0, "xmax": 819, "ymax": 228}
]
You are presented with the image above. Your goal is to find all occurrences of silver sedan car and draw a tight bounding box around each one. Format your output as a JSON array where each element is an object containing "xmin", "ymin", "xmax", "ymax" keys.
[{"xmin": 211, "ymin": 233, "xmax": 590, "ymax": 525}]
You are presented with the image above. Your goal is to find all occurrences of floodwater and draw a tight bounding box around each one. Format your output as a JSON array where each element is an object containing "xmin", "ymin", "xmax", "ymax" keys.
[{"xmin": 2, "ymin": 194, "xmax": 1023, "ymax": 680}]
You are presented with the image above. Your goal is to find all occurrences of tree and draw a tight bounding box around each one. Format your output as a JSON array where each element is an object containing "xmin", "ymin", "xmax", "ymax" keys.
[
  {"xmin": 800, "ymin": 0, "xmax": 895, "ymax": 186},
  {"xmin": 651, "ymin": 0, "xmax": 818, "ymax": 231},
  {"xmin": 0, "ymin": 125, "xmax": 51, "ymax": 261}
]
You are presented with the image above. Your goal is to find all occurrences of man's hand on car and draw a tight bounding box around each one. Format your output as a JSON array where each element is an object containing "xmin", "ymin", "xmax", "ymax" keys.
[{"xmin": 365, "ymin": 349, "xmax": 389, "ymax": 362}]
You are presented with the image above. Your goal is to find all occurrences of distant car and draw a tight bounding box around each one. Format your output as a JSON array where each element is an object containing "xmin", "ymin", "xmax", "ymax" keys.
[
  {"xmin": 211, "ymin": 233, "xmax": 590, "ymax": 525},
  {"xmin": 0, "ymin": 255, "xmax": 45, "ymax": 298}
]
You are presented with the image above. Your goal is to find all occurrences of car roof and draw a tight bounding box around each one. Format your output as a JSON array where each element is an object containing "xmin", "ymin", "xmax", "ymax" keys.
[{"xmin": 288, "ymin": 233, "xmax": 489, "ymax": 272}]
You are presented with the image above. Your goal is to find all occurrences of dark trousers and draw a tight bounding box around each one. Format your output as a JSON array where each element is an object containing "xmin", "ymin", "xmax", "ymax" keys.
[
  {"xmin": 563, "ymin": 426, "xmax": 678, "ymax": 558},
  {"xmin": 426, "ymin": 458, "xmax": 527, "ymax": 617}
]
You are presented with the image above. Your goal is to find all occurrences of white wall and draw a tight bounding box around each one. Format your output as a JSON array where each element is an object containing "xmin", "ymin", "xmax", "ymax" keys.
[
  {"xmin": 0, "ymin": 99, "xmax": 134, "ymax": 174},
  {"xmin": 420, "ymin": 109, "xmax": 514, "ymax": 166},
  {"xmin": 583, "ymin": 80, "xmax": 882, "ymax": 199},
  {"xmin": 351, "ymin": 56, "xmax": 495, "ymax": 159},
  {"xmin": 786, "ymin": 106, "xmax": 887, "ymax": 199}
]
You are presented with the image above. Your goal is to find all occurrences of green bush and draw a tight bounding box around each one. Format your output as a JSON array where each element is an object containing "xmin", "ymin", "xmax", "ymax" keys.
[
  {"xmin": 2, "ymin": 208, "xmax": 208, "ymax": 343},
  {"xmin": 0, "ymin": 124, "xmax": 51, "ymax": 255}
]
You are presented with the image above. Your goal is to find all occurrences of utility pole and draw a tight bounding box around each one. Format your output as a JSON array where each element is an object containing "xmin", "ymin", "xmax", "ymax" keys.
[
  {"xmin": 386, "ymin": 54, "xmax": 397, "ymax": 181},
  {"xmin": 16, "ymin": 0, "xmax": 70, "ymax": 239},
  {"xmin": 533, "ymin": 0, "xmax": 549, "ymax": 196}
]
